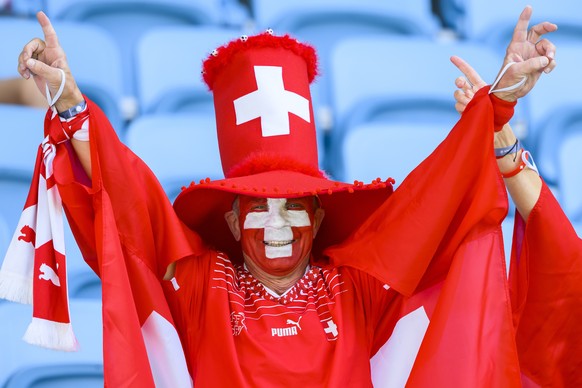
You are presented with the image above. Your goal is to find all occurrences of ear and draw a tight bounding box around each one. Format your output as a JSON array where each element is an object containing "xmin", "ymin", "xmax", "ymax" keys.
[
  {"xmin": 312, "ymin": 208, "xmax": 325, "ymax": 239},
  {"xmin": 224, "ymin": 210, "xmax": 241, "ymax": 241}
]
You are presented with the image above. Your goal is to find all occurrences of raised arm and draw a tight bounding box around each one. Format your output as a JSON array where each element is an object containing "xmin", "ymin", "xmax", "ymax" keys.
[
  {"xmin": 451, "ymin": 56, "xmax": 543, "ymax": 220},
  {"xmin": 17, "ymin": 11, "xmax": 91, "ymax": 177},
  {"xmin": 450, "ymin": 6, "xmax": 557, "ymax": 220}
]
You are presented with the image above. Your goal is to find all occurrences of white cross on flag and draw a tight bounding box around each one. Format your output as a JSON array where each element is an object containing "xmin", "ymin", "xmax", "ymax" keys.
[{"xmin": 234, "ymin": 66, "xmax": 311, "ymax": 137}]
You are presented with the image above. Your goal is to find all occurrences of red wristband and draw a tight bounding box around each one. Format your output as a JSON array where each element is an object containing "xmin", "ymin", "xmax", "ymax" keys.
[
  {"xmin": 501, "ymin": 156, "xmax": 526, "ymax": 178},
  {"xmin": 489, "ymin": 91, "xmax": 517, "ymax": 132}
]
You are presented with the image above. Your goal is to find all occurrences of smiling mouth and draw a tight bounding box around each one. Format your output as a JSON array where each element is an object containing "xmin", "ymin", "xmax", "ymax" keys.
[{"xmin": 263, "ymin": 240, "xmax": 295, "ymax": 247}]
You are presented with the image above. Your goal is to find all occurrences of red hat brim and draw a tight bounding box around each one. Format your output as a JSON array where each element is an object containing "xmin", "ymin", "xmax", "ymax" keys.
[{"xmin": 173, "ymin": 170, "xmax": 393, "ymax": 263}]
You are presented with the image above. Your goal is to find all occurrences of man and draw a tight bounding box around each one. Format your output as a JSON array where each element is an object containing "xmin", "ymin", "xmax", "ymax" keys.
[{"xmin": 4, "ymin": 6, "xmax": 573, "ymax": 387}]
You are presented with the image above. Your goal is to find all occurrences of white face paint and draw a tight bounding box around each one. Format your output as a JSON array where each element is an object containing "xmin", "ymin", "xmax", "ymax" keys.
[{"xmin": 243, "ymin": 198, "xmax": 311, "ymax": 259}]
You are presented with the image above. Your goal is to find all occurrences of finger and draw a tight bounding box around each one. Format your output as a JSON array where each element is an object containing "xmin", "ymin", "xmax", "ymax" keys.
[
  {"xmin": 18, "ymin": 38, "xmax": 45, "ymax": 78},
  {"xmin": 535, "ymin": 38, "xmax": 556, "ymax": 60},
  {"xmin": 36, "ymin": 11, "xmax": 59, "ymax": 48},
  {"xmin": 455, "ymin": 76, "xmax": 466, "ymax": 89},
  {"xmin": 454, "ymin": 89, "xmax": 472, "ymax": 106},
  {"xmin": 450, "ymin": 56, "xmax": 485, "ymax": 88},
  {"xmin": 527, "ymin": 22, "xmax": 558, "ymax": 44},
  {"xmin": 511, "ymin": 6, "xmax": 533, "ymax": 43},
  {"xmin": 544, "ymin": 58, "xmax": 557, "ymax": 74},
  {"xmin": 455, "ymin": 102, "xmax": 466, "ymax": 114}
]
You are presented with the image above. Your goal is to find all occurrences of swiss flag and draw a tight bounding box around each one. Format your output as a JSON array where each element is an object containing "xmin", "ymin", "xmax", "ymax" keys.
[
  {"xmin": 509, "ymin": 185, "xmax": 582, "ymax": 386},
  {"xmin": 51, "ymin": 99, "xmax": 200, "ymax": 386},
  {"xmin": 327, "ymin": 88, "xmax": 522, "ymax": 386}
]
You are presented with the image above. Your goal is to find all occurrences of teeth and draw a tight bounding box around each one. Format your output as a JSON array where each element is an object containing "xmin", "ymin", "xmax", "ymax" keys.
[{"xmin": 263, "ymin": 240, "xmax": 294, "ymax": 247}]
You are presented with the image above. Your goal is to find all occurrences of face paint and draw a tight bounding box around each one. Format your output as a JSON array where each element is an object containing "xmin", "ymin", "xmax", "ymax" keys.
[{"xmin": 238, "ymin": 196, "xmax": 318, "ymax": 275}]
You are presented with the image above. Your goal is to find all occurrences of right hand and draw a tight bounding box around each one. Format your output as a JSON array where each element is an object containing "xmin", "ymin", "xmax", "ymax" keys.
[{"xmin": 17, "ymin": 11, "xmax": 83, "ymax": 112}]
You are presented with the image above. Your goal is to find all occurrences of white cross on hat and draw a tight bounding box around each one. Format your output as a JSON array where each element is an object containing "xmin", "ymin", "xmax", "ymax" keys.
[{"xmin": 234, "ymin": 66, "xmax": 311, "ymax": 137}]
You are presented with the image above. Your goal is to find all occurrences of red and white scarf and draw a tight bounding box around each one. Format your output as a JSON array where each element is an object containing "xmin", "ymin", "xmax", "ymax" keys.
[
  {"xmin": 0, "ymin": 131, "xmax": 77, "ymax": 350},
  {"xmin": 0, "ymin": 79, "xmax": 89, "ymax": 350}
]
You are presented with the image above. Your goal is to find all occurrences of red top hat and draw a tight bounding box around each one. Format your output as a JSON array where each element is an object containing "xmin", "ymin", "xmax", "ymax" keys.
[{"xmin": 173, "ymin": 32, "xmax": 394, "ymax": 262}]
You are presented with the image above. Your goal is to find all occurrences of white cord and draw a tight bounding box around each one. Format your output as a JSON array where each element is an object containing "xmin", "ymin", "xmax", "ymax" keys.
[
  {"xmin": 489, "ymin": 62, "xmax": 527, "ymax": 94},
  {"xmin": 44, "ymin": 68, "xmax": 66, "ymax": 106}
]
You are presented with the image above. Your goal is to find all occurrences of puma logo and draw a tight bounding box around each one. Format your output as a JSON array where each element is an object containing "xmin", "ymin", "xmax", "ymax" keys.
[
  {"xmin": 39, "ymin": 263, "xmax": 61, "ymax": 287},
  {"xmin": 286, "ymin": 316, "xmax": 302, "ymax": 331},
  {"xmin": 18, "ymin": 225, "xmax": 36, "ymax": 246}
]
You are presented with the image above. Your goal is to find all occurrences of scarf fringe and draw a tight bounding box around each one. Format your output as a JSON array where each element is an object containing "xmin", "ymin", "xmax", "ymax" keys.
[
  {"xmin": 23, "ymin": 317, "xmax": 79, "ymax": 351},
  {"xmin": 0, "ymin": 270, "xmax": 33, "ymax": 304}
]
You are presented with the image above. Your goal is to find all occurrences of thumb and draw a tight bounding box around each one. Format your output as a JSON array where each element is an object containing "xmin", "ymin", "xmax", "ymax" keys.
[
  {"xmin": 26, "ymin": 58, "xmax": 61, "ymax": 81},
  {"xmin": 519, "ymin": 55, "xmax": 550, "ymax": 75}
]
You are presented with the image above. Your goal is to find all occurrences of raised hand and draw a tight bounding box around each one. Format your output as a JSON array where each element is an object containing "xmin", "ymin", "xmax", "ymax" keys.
[
  {"xmin": 17, "ymin": 11, "xmax": 83, "ymax": 111},
  {"xmin": 491, "ymin": 6, "xmax": 557, "ymax": 101},
  {"xmin": 450, "ymin": 56, "xmax": 487, "ymax": 114}
]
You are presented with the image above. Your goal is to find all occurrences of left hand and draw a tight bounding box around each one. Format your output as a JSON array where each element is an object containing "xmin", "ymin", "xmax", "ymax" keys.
[
  {"xmin": 492, "ymin": 6, "xmax": 557, "ymax": 102},
  {"xmin": 450, "ymin": 56, "xmax": 487, "ymax": 114}
]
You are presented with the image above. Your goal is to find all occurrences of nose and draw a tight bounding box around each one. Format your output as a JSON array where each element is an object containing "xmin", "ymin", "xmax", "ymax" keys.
[{"xmin": 264, "ymin": 199, "xmax": 289, "ymax": 229}]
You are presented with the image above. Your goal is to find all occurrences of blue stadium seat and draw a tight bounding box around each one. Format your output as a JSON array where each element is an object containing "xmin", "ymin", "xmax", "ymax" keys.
[
  {"xmin": 439, "ymin": 0, "xmax": 582, "ymax": 45},
  {"xmin": 0, "ymin": 216, "xmax": 10, "ymax": 263},
  {"xmin": 0, "ymin": 17, "xmax": 125, "ymax": 131},
  {"xmin": 251, "ymin": 0, "xmax": 440, "ymax": 37},
  {"xmin": 557, "ymin": 117, "xmax": 582, "ymax": 222},
  {"xmin": 339, "ymin": 121, "xmax": 450, "ymax": 188},
  {"xmin": 124, "ymin": 113, "xmax": 224, "ymax": 200},
  {"xmin": 68, "ymin": 270, "xmax": 101, "ymax": 300},
  {"xmin": 0, "ymin": 300, "xmax": 103, "ymax": 386},
  {"xmin": 527, "ymin": 44, "xmax": 582, "ymax": 151},
  {"xmin": 3, "ymin": 364, "xmax": 103, "ymax": 388},
  {"xmin": 136, "ymin": 25, "xmax": 241, "ymax": 114},
  {"xmin": 45, "ymin": 0, "xmax": 226, "ymax": 106},
  {"xmin": 327, "ymin": 36, "xmax": 504, "ymax": 180},
  {"xmin": 0, "ymin": 105, "xmax": 45, "ymax": 176}
]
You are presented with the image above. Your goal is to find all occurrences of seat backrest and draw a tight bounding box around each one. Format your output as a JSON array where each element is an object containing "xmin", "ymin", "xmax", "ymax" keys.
[
  {"xmin": 124, "ymin": 113, "xmax": 223, "ymax": 200},
  {"xmin": 528, "ymin": 44, "xmax": 582, "ymax": 141},
  {"xmin": 329, "ymin": 36, "xmax": 502, "ymax": 125},
  {"xmin": 47, "ymin": 0, "xmax": 220, "ymax": 101},
  {"xmin": 0, "ymin": 105, "xmax": 46, "ymax": 176},
  {"xmin": 136, "ymin": 25, "xmax": 240, "ymax": 114},
  {"xmin": 327, "ymin": 36, "xmax": 503, "ymax": 178},
  {"xmin": 0, "ymin": 300, "xmax": 103, "ymax": 386},
  {"xmin": 251, "ymin": 0, "xmax": 439, "ymax": 36},
  {"xmin": 558, "ymin": 127, "xmax": 582, "ymax": 222},
  {"xmin": 340, "ymin": 121, "xmax": 451, "ymax": 186},
  {"xmin": 0, "ymin": 215, "xmax": 10, "ymax": 260},
  {"xmin": 3, "ymin": 364, "xmax": 103, "ymax": 388},
  {"xmin": 445, "ymin": 0, "xmax": 582, "ymax": 42}
]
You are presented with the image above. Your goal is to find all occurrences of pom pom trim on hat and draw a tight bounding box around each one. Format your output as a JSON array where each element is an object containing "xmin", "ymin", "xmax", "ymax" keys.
[
  {"xmin": 226, "ymin": 152, "xmax": 328, "ymax": 179},
  {"xmin": 202, "ymin": 32, "xmax": 318, "ymax": 90}
]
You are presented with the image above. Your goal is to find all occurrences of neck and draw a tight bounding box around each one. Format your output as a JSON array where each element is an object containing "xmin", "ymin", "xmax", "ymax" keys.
[{"xmin": 243, "ymin": 256, "xmax": 309, "ymax": 296}]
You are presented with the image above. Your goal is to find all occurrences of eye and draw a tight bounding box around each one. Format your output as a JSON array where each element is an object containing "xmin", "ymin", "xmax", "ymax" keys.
[
  {"xmin": 286, "ymin": 202, "xmax": 305, "ymax": 210},
  {"xmin": 250, "ymin": 204, "xmax": 268, "ymax": 211}
]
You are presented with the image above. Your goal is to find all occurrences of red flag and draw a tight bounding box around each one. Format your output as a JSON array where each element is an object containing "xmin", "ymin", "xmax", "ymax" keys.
[
  {"xmin": 49, "ymin": 100, "xmax": 203, "ymax": 386},
  {"xmin": 509, "ymin": 183, "xmax": 582, "ymax": 386},
  {"xmin": 327, "ymin": 87, "xmax": 522, "ymax": 385}
]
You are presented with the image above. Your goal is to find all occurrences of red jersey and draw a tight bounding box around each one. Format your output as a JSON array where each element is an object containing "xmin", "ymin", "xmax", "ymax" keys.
[{"xmin": 164, "ymin": 250, "xmax": 399, "ymax": 387}]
